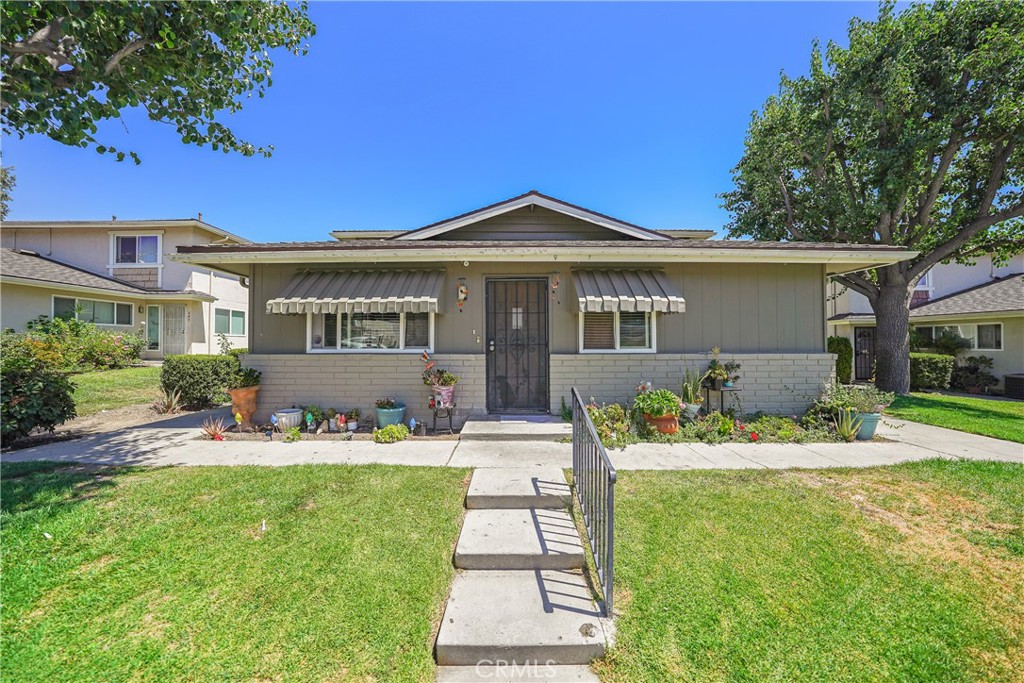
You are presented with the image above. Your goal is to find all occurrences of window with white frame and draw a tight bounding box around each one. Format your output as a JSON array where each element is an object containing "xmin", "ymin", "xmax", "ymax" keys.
[
  {"xmin": 114, "ymin": 234, "xmax": 160, "ymax": 264},
  {"xmin": 580, "ymin": 311, "xmax": 655, "ymax": 352},
  {"xmin": 308, "ymin": 312, "xmax": 433, "ymax": 352},
  {"xmin": 54, "ymin": 296, "xmax": 133, "ymax": 326},
  {"xmin": 914, "ymin": 323, "xmax": 1003, "ymax": 351},
  {"xmin": 977, "ymin": 323, "xmax": 1003, "ymax": 350},
  {"xmin": 915, "ymin": 270, "xmax": 933, "ymax": 290},
  {"xmin": 215, "ymin": 308, "xmax": 246, "ymax": 336}
]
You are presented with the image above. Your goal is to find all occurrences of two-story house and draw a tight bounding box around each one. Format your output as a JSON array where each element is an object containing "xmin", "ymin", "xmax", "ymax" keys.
[
  {"xmin": 827, "ymin": 254, "xmax": 1024, "ymax": 389},
  {"xmin": 1, "ymin": 219, "xmax": 251, "ymax": 359}
]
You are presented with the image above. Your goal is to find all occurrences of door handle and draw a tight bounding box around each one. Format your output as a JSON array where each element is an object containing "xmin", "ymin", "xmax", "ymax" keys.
[{"xmin": 488, "ymin": 340, "xmax": 495, "ymax": 352}]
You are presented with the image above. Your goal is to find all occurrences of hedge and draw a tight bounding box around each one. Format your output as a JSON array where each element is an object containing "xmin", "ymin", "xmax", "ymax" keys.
[
  {"xmin": 1, "ymin": 356, "xmax": 77, "ymax": 446},
  {"xmin": 827, "ymin": 336, "xmax": 853, "ymax": 384},
  {"xmin": 909, "ymin": 352, "xmax": 954, "ymax": 390},
  {"xmin": 161, "ymin": 355, "xmax": 237, "ymax": 408}
]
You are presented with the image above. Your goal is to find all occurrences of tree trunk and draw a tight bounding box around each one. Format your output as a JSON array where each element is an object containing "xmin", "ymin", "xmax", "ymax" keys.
[{"xmin": 872, "ymin": 281, "xmax": 913, "ymax": 394}]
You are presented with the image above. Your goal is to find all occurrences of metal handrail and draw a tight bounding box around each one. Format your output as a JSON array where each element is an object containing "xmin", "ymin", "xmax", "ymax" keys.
[{"xmin": 570, "ymin": 387, "xmax": 617, "ymax": 615}]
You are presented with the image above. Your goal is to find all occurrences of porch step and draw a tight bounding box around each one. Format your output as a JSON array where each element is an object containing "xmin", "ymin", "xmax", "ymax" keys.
[
  {"xmin": 436, "ymin": 665, "xmax": 599, "ymax": 682},
  {"xmin": 435, "ymin": 570, "xmax": 608, "ymax": 666},
  {"xmin": 455, "ymin": 509, "xmax": 585, "ymax": 570},
  {"xmin": 466, "ymin": 467, "xmax": 572, "ymax": 510},
  {"xmin": 460, "ymin": 416, "xmax": 572, "ymax": 442}
]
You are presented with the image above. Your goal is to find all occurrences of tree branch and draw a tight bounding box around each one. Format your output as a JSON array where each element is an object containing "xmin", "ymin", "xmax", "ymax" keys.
[
  {"xmin": 776, "ymin": 175, "xmax": 803, "ymax": 240},
  {"xmin": 835, "ymin": 271, "xmax": 879, "ymax": 301},
  {"xmin": 5, "ymin": 18, "xmax": 72, "ymax": 69},
  {"xmin": 909, "ymin": 200, "xmax": 1024, "ymax": 278},
  {"xmin": 103, "ymin": 38, "xmax": 155, "ymax": 75}
]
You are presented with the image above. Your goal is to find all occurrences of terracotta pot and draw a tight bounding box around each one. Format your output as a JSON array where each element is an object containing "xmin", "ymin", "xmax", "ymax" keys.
[
  {"xmin": 228, "ymin": 385, "xmax": 260, "ymax": 428},
  {"xmin": 433, "ymin": 383, "xmax": 456, "ymax": 408},
  {"xmin": 643, "ymin": 413, "xmax": 679, "ymax": 435}
]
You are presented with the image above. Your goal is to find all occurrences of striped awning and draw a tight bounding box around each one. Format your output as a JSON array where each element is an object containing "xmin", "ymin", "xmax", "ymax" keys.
[
  {"xmin": 266, "ymin": 270, "xmax": 444, "ymax": 315},
  {"xmin": 571, "ymin": 269, "xmax": 685, "ymax": 313}
]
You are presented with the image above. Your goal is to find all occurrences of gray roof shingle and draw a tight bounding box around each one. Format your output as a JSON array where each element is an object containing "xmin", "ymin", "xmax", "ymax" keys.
[
  {"xmin": 1, "ymin": 247, "xmax": 148, "ymax": 295},
  {"xmin": 909, "ymin": 273, "xmax": 1023, "ymax": 318}
]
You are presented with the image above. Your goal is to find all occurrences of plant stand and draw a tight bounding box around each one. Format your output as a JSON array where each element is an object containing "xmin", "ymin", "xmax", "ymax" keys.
[
  {"xmin": 703, "ymin": 386, "xmax": 741, "ymax": 414},
  {"xmin": 432, "ymin": 403, "xmax": 456, "ymax": 435}
]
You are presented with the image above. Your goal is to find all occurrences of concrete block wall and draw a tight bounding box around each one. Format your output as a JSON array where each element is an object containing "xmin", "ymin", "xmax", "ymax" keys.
[
  {"xmin": 242, "ymin": 354, "xmax": 486, "ymax": 428},
  {"xmin": 549, "ymin": 353, "xmax": 837, "ymax": 416}
]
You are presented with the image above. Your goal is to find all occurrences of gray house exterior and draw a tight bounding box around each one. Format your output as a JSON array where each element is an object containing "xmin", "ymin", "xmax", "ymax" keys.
[{"xmin": 175, "ymin": 191, "xmax": 915, "ymax": 427}]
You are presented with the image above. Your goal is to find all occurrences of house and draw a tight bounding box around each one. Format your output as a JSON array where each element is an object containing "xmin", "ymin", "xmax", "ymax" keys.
[
  {"xmin": 173, "ymin": 191, "xmax": 915, "ymax": 427},
  {"xmin": 1, "ymin": 219, "xmax": 251, "ymax": 358},
  {"xmin": 827, "ymin": 254, "xmax": 1024, "ymax": 388}
]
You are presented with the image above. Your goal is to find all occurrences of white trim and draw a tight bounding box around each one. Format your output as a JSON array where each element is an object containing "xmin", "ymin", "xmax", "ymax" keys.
[
  {"xmin": 214, "ymin": 306, "xmax": 247, "ymax": 337},
  {"xmin": 6, "ymin": 219, "xmax": 251, "ymax": 244},
  {"xmin": 914, "ymin": 269, "xmax": 933, "ymax": 291},
  {"xmin": 305, "ymin": 311, "xmax": 435, "ymax": 354},
  {"xmin": 146, "ymin": 305, "xmax": 162, "ymax": 353},
  {"xmin": 109, "ymin": 231, "xmax": 164, "ymax": 288},
  {"xmin": 578, "ymin": 311, "xmax": 657, "ymax": 353},
  {"xmin": 51, "ymin": 294, "xmax": 135, "ymax": 327},
  {"xmin": 913, "ymin": 322, "xmax": 1005, "ymax": 351},
  {"xmin": 976, "ymin": 322, "xmax": 1004, "ymax": 351},
  {"xmin": 395, "ymin": 195, "xmax": 670, "ymax": 242}
]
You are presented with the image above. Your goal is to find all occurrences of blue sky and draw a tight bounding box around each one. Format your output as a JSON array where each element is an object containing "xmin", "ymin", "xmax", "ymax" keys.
[{"xmin": 3, "ymin": 2, "xmax": 881, "ymax": 241}]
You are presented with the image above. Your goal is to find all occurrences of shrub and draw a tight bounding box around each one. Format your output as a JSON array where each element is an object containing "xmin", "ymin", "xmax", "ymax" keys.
[
  {"xmin": 373, "ymin": 423, "xmax": 409, "ymax": 444},
  {"xmin": 803, "ymin": 382, "xmax": 896, "ymax": 430},
  {"xmin": 633, "ymin": 388, "xmax": 682, "ymax": 417},
  {"xmin": 951, "ymin": 355, "xmax": 999, "ymax": 392},
  {"xmin": 909, "ymin": 352, "xmax": 954, "ymax": 390},
  {"xmin": 227, "ymin": 367, "xmax": 261, "ymax": 389},
  {"xmin": 585, "ymin": 402, "xmax": 634, "ymax": 448},
  {"xmin": 18, "ymin": 316, "xmax": 144, "ymax": 371},
  {"xmin": 827, "ymin": 336, "xmax": 853, "ymax": 384},
  {"xmin": 161, "ymin": 355, "xmax": 237, "ymax": 408},
  {"xmin": 1, "ymin": 356, "xmax": 77, "ymax": 445}
]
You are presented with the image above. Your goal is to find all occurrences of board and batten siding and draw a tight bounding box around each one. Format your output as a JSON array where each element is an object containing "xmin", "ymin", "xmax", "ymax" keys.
[
  {"xmin": 427, "ymin": 206, "xmax": 633, "ymax": 241},
  {"xmin": 248, "ymin": 261, "xmax": 826, "ymax": 355}
]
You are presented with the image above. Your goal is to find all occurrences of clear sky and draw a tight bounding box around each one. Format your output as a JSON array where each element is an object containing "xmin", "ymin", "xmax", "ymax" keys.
[{"xmin": 2, "ymin": 2, "xmax": 882, "ymax": 241}]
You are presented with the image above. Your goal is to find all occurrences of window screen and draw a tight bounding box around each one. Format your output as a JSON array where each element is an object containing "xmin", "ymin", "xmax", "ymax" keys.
[
  {"xmin": 619, "ymin": 312, "xmax": 651, "ymax": 349},
  {"xmin": 583, "ymin": 313, "xmax": 615, "ymax": 350},
  {"xmin": 404, "ymin": 312, "xmax": 429, "ymax": 348}
]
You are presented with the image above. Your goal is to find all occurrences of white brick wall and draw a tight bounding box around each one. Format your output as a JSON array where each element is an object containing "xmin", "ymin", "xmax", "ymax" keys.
[
  {"xmin": 243, "ymin": 354, "xmax": 486, "ymax": 428},
  {"xmin": 550, "ymin": 353, "xmax": 836, "ymax": 415}
]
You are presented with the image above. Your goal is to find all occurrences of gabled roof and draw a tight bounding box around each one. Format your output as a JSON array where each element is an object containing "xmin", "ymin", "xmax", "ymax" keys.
[
  {"xmin": 392, "ymin": 190, "xmax": 672, "ymax": 241},
  {"xmin": 2, "ymin": 218, "xmax": 252, "ymax": 245},
  {"xmin": 909, "ymin": 273, "xmax": 1023, "ymax": 318},
  {"xmin": 0, "ymin": 248, "xmax": 215, "ymax": 301}
]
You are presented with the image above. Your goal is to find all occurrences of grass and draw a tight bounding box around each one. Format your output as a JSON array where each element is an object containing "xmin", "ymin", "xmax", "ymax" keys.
[
  {"xmin": 71, "ymin": 366, "xmax": 162, "ymax": 416},
  {"xmin": 597, "ymin": 460, "xmax": 1024, "ymax": 683},
  {"xmin": 1, "ymin": 462, "xmax": 468, "ymax": 682},
  {"xmin": 887, "ymin": 392, "xmax": 1024, "ymax": 443}
]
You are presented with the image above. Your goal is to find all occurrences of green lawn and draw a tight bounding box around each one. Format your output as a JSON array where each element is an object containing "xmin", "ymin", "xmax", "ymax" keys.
[
  {"xmin": 598, "ymin": 461, "xmax": 1024, "ymax": 683},
  {"xmin": 71, "ymin": 366, "xmax": 162, "ymax": 416},
  {"xmin": 1, "ymin": 463, "xmax": 468, "ymax": 682},
  {"xmin": 887, "ymin": 392, "xmax": 1024, "ymax": 443}
]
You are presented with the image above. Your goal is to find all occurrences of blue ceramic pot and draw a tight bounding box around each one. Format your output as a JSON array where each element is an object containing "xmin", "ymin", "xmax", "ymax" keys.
[{"xmin": 376, "ymin": 404, "xmax": 406, "ymax": 427}]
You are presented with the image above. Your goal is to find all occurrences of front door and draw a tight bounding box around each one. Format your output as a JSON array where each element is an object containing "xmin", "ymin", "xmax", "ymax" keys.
[
  {"xmin": 854, "ymin": 327, "xmax": 875, "ymax": 381},
  {"xmin": 162, "ymin": 304, "xmax": 188, "ymax": 356},
  {"xmin": 486, "ymin": 279, "xmax": 549, "ymax": 412}
]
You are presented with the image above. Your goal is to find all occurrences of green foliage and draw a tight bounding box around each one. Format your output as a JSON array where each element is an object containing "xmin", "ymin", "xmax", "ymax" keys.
[
  {"xmin": 834, "ymin": 407, "xmax": 864, "ymax": 442},
  {"xmin": 585, "ymin": 402, "xmax": 635, "ymax": 449},
  {"xmin": 633, "ymin": 388, "xmax": 682, "ymax": 418},
  {"xmin": 227, "ymin": 367, "xmax": 261, "ymax": 390},
  {"xmin": 1, "ymin": 2, "xmax": 316, "ymax": 161},
  {"xmin": 560, "ymin": 396, "xmax": 572, "ymax": 423},
  {"xmin": 303, "ymin": 404, "xmax": 326, "ymax": 427},
  {"xmin": 152, "ymin": 388, "xmax": 182, "ymax": 415},
  {"xmin": 951, "ymin": 355, "xmax": 1000, "ymax": 392},
  {"xmin": 1, "ymin": 355, "xmax": 76, "ymax": 445},
  {"xmin": 804, "ymin": 382, "xmax": 896, "ymax": 430},
  {"xmin": 827, "ymin": 336, "xmax": 854, "ymax": 384},
  {"xmin": 160, "ymin": 355, "xmax": 236, "ymax": 408},
  {"xmin": 720, "ymin": 1, "xmax": 1024, "ymax": 392},
  {"xmin": 200, "ymin": 417, "xmax": 228, "ymax": 440},
  {"xmin": 282, "ymin": 426, "xmax": 302, "ymax": 443},
  {"xmin": 346, "ymin": 408, "xmax": 360, "ymax": 421},
  {"xmin": 0, "ymin": 156, "xmax": 14, "ymax": 220},
  {"xmin": 422, "ymin": 367, "xmax": 459, "ymax": 386},
  {"xmin": 10, "ymin": 316, "xmax": 144, "ymax": 371},
  {"xmin": 909, "ymin": 353, "xmax": 955, "ymax": 390},
  {"xmin": 931, "ymin": 330, "xmax": 974, "ymax": 356},
  {"xmin": 372, "ymin": 423, "xmax": 409, "ymax": 444},
  {"xmin": 375, "ymin": 397, "xmax": 399, "ymax": 410},
  {"xmin": 680, "ymin": 369, "xmax": 706, "ymax": 405}
]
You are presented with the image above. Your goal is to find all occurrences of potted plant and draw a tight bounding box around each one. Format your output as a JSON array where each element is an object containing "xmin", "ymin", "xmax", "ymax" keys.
[
  {"xmin": 704, "ymin": 347, "xmax": 729, "ymax": 390},
  {"xmin": 680, "ymin": 369, "xmax": 705, "ymax": 420},
  {"xmin": 375, "ymin": 398, "xmax": 405, "ymax": 427},
  {"xmin": 423, "ymin": 365, "xmax": 459, "ymax": 407},
  {"xmin": 634, "ymin": 387, "xmax": 683, "ymax": 435},
  {"xmin": 326, "ymin": 407, "xmax": 338, "ymax": 432},
  {"xmin": 346, "ymin": 408, "xmax": 360, "ymax": 432},
  {"xmin": 849, "ymin": 385, "xmax": 895, "ymax": 440},
  {"xmin": 722, "ymin": 361, "xmax": 741, "ymax": 388},
  {"xmin": 303, "ymin": 404, "xmax": 326, "ymax": 432},
  {"xmin": 226, "ymin": 367, "xmax": 261, "ymax": 429}
]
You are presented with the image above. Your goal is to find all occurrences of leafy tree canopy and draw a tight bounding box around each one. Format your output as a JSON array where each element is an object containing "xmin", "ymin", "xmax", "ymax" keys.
[
  {"xmin": 1, "ymin": 1, "xmax": 316, "ymax": 163},
  {"xmin": 0, "ymin": 160, "xmax": 13, "ymax": 220},
  {"xmin": 720, "ymin": 0, "xmax": 1023, "ymax": 392}
]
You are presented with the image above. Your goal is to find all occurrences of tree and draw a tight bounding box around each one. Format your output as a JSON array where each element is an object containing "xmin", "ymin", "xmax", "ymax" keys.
[
  {"xmin": 720, "ymin": 1, "xmax": 1023, "ymax": 393},
  {"xmin": 0, "ymin": 159, "xmax": 13, "ymax": 220},
  {"xmin": 1, "ymin": 1, "xmax": 315, "ymax": 162}
]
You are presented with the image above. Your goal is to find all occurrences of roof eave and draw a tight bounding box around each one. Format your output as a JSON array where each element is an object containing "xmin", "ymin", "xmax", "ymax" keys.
[{"xmin": 3, "ymin": 219, "xmax": 252, "ymax": 245}]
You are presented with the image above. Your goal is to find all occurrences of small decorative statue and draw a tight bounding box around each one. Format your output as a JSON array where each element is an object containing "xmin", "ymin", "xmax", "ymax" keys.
[{"xmin": 457, "ymin": 278, "xmax": 469, "ymax": 312}]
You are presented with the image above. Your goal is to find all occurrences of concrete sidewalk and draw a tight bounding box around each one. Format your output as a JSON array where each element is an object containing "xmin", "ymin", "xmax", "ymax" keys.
[{"xmin": 3, "ymin": 411, "xmax": 1020, "ymax": 469}]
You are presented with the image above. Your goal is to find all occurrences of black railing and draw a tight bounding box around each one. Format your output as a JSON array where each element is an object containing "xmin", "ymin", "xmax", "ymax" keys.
[{"xmin": 570, "ymin": 387, "xmax": 617, "ymax": 615}]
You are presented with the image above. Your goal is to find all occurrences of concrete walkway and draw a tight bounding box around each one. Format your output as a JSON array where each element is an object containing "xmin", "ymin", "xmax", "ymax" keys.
[{"xmin": 3, "ymin": 410, "xmax": 1020, "ymax": 469}]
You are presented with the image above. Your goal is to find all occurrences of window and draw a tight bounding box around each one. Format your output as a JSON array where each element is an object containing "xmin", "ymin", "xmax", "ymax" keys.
[
  {"xmin": 580, "ymin": 311, "xmax": 655, "ymax": 352},
  {"xmin": 977, "ymin": 323, "xmax": 1003, "ymax": 350},
  {"xmin": 915, "ymin": 270, "xmax": 932, "ymax": 290},
  {"xmin": 114, "ymin": 235, "xmax": 160, "ymax": 264},
  {"xmin": 215, "ymin": 308, "xmax": 246, "ymax": 336},
  {"xmin": 53, "ymin": 296, "xmax": 132, "ymax": 326},
  {"xmin": 308, "ymin": 311, "xmax": 433, "ymax": 352}
]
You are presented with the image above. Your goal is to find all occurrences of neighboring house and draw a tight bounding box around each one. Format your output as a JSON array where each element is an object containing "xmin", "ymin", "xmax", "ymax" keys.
[
  {"xmin": 827, "ymin": 254, "xmax": 1024, "ymax": 387},
  {"xmin": 1, "ymin": 219, "xmax": 252, "ymax": 359},
  {"xmin": 173, "ymin": 191, "xmax": 914, "ymax": 427}
]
